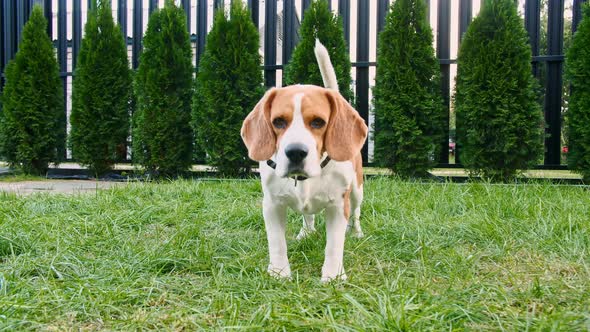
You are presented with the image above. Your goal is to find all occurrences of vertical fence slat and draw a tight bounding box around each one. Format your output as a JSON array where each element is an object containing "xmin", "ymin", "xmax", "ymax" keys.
[
  {"xmin": 544, "ymin": 0, "xmax": 564, "ymax": 166},
  {"xmin": 73, "ymin": 0, "xmax": 81, "ymax": 71},
  {"xmin": 338, "ymin": 0, "xmax": 350, "ymax": 47},
  {"xmin": 196, "ymin": 0, "xmax": 207, "ymax": 69},
  {"xmin": 459, "ymin": 0, "xmax": 471, "ymax": 40},
  {"xmin": 58, "ymin": 0, "xmax": 67, "ymax": 159},
  {"xmin": 437, "ymin": 0, "xmax": 450, "ymax": 165},
  {"xmin": 132, "ymin": 0, "xmax": 142, "ymax": 69},
  {"xmin": 43, "ymin": 0, "xmax": 52, "ymax": 40},
  {"xmin": 357, "ymin": 0, "xmax": 369, "ymax": 161},
  {"xmin": 264, "ymin": 0, "xmax": 277, "ymax": 87},
  {"xmin": 149, "ymin": 0, "xmax": 158, "ymax": 15},
  {"xmin": 525, "ymin": 0, "xmax": 541, "ymax": 78},
  {"xmin": 377, "ymin": 0, "xmax": 388, "ymax": 35},
  {"xmin": 0, "ymin": 1, "xmax": 4, "ymax": 76},
  {"xmin": 182, "ymin": 0, "xmax": 191, "ymax": 33},
  {"xmin": 283, "ymin": 0, "xmax": 295, "ymax": 65},
  {"xmin": 214, "ymin": 0, "xmax": 224, "ymax": 11},
  {"xmin": 2, "ymin": 0, "xmax": 14, "ymax": 68},
  {"xmin": 302, "ymin": 0, "xmax": 311, "ymax": 21},
  {"xmin": 247, "ymin": 0, "xmax": 259, "ymax": 29},
  {"xmin": 118, "ymin": 0, "xmax": 127, "ymax": 40},
  {"xmin": 58, "ymin": 0, "xmax": 67, "ymax": 77},
  {"xmin": 16, "ymin": 0, "xmax": 26, "ymax": 51}
]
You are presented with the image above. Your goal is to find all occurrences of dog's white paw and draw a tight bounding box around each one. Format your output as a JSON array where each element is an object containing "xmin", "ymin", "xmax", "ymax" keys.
[
  {"xmin": 320, "ymin": 273, "xmax": 347, "ymax": 283},
  {"xmin": 346, "ymin": 222, "xmax": 364, "ymax": 238},
  {"xmin": 351, "ymin": 229, "xmax": 364, "ymax": 238},
  {"xmin": 268, "ymin": 264, "xmax": 291, "ymax": 279},
  {"xmin": 296, "ymin": 226, "xmax": 316, "ymax": 240}
]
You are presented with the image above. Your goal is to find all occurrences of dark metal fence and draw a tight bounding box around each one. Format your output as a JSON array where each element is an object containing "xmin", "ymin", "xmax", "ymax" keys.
[{"xmin": 0, "ymin": 0, "xmax": 587, "ymax": 169}]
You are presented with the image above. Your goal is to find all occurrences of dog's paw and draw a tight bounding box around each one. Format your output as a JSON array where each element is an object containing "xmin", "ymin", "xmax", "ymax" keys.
[
  {"xmin": 268, "ymin": 264, "xmax": 291, "ymax": 279},
  {"xmin": 351, "ymin": 229, "xmax": 364, "ymax": 238},
  {"xmin": 296, "ymin": 227, "xmax": 316, "ymax": 240},
  {"xmin": 346, "ymin": 223, "xmax": 364, "ymax": 238},
  {"xmin": 320, "ymin": 273, "xmax": 347, "ymax": 283}
]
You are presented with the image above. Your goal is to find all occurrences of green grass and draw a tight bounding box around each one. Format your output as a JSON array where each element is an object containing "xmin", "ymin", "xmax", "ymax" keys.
[{"xmin": 1, "ymin": 178, "xmax": 589, "ymax": 330}]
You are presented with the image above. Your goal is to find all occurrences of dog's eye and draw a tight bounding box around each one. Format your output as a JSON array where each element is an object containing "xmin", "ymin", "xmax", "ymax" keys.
[
  {"xmin": 272, "ymin": 117, "xmax": 287, "ymax": 129},
  {"xmin": 310, "ymin": 118, "xmax": 326, "ymax": 129}
]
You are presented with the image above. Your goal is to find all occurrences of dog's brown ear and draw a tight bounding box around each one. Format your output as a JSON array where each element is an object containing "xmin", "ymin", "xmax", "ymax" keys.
[
  {"xmin": 241, "ymin": 89, "xmax": 277, "ymax": 161},
  {"xmin": 324, "ymin": 90, "xmax": 368, "ymax": 161}
]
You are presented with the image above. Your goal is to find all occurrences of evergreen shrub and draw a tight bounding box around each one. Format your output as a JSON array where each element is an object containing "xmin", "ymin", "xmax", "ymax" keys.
[
  {"xmin": 454, "ymin": 0, "xmax": 543, "ymax": 181},
  {"xmin": 373, "ymin": 0, "xmax": 445, "ymax": 178},
  {"xmin": 133, "ymin": 0, "xmax": 194, "ymax": 177},
  {"xmin": 193, "ymin": 1, "xmax": 263, "ymax": 176},
  {"xmin": 70, "ymin": 0, "xmax": 132, "ymax": 176},
  {"xmin": 565, "ymin": 3, "xmax": 590, "ymax": 182},
  {"xmin": 0, "ymin": 6, "xmax": 64, "ymax": 175}
]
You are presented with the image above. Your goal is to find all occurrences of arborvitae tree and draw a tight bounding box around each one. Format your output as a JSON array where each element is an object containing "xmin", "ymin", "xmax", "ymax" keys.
[
  {"xmin": 70, "ymin": 0, "xmax": 132, "ymax": 177},
  {"xmin": 0, "ymin": 5, "xmax": 64, "ymax": 175},
  {"xmin": 283, "ymin": 0, "xmax": 353, "ymax": 101},
  {"xmin": 193, "ymin": 2, "xmax": 263, "ymax": 176},
  {"xmin": 565, "ymin": 3, "xmax": 590, "ymax": 182},
  {"xmin": 133, "ymin": 0, "xmax": 193, "ymax": 177},
  {"xmin": 454, "ymin": 0, "xmax": 543, "ymax": 181},
  {"xmin": 373, "ymin": 0, "xmax": 444, "ymax": 178}
]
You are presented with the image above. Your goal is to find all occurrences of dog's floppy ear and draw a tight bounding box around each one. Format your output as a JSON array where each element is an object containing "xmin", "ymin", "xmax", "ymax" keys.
[
  {"xmin": 241, "ymin": 88, "xmax": 277, "ymax": 161},
  {"xmin": 324, "ymin": 90, "xmax": 368, "ymax": 161}
]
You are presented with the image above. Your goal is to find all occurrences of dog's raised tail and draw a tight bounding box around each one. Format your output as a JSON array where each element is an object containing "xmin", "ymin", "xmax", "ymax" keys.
[{"xmin": 314, "ymin": 39, "xmax": 339, "ymax": 92}]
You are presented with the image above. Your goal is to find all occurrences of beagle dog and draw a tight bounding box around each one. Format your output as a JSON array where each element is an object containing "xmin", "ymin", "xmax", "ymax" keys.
[{"xmin": 241, "ymin": 40, "xmax": 368, "ymax": 282}]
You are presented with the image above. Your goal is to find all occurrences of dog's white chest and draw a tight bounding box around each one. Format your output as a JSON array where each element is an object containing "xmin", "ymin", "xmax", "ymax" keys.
[
  {"xmin": 261, "ymin": 161, "xmax": 354, "ymax": 214},
  {"xmin": 290, "ymin": 179, "xmax": 333, "ymax": 214}
]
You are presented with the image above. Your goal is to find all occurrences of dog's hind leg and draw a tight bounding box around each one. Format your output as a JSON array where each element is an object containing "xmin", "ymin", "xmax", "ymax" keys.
[
  {"xmin": 296, "ymin": 214, "xmax": 316, "ymax": 240},
  {"xmin": 347, "ymin": 183, "xmax": 364, "ymax": 238}
]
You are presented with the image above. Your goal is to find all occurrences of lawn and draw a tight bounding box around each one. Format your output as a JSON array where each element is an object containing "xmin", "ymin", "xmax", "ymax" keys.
[{"xmin": 1, "ymin": 178, "xmax": 589, "ymax": 330}]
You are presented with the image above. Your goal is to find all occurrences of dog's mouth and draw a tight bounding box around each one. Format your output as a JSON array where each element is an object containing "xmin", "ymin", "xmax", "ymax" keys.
[{"xmin": 286, "ymin": 165, "xmax": 309, "ymax": 181}]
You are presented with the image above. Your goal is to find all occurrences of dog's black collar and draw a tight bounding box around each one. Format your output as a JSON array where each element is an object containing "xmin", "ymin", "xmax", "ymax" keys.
[{"xmin": 266, "ymin": 156, "xmax": 332, "ymax": 182}]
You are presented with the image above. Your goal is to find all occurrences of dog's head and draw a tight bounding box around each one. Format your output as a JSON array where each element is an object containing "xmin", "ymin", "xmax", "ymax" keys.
[{"xmin": 241, "ymin": 85, "xmax": 368, "ymax": 179}]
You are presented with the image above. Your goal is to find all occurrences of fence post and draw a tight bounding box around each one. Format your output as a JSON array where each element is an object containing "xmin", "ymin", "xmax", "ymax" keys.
[
  {"xmin": 118, "ymin": 0, "xmax": 127, "ymax": 39},
  {"xmin": 149, "ymin": 0, "xmax": 157, "ymax": 15},
  {"xmin": 283, "ymin": 0, "xmax": 295, "ymax": 65},
  {"xmin": 264, "ymin": 0, "xmax": 277, "ymax": 87},
  {"xmin": 302, "ymin": 0, "xmax": 311, "ymax": 21},
  {"xmin": 0, "ymin": 2, "xmax": 3, "ymax": 75},
  {"xmin": 525, "ymin": 0, "xmax": 541, "ymax": 78},
  {"xmin": 196, "ymin": 0, "xmax": 207, "ymax": 69},
  {"xmin": 182, "ymin": 0, "xmax": 190, "ymax": 33},
  {"xmin": 437, "ymin": 0, "xmax": 450, "ymax": 165},
  {"xmin": 132, "ymin": 0, "xmax": 142, "ymax": 69},
  {"xmin": 544, "ymin": 0, "xmax": 564, "ymax": 166},
  {"xmin": 73, "ymin": 0, "xmax": 81, "ymax": 71},
  {"xmin": 357, "ymin": 0, "xmax": 369, "ymax": 161},
  {"xmin": 2, "ymin": 0, "xmax": 15, "ymax": 69},
  {"xmin": 58, "ymin": 0, "xmax": 67, "ymax": 159},
  {"xmin": 247, "ymin": 0, "xmax": 259, "ymax": 29},
  {"xmin": 338, "ymin": 0, "xmax": 350, "ymax": 48}
]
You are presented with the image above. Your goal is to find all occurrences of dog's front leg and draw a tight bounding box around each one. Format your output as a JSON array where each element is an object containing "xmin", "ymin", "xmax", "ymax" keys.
[
  {"xmin": 262, "ymin": 197, "xmax": 291, "ymax": 279},
  {"xmin": 321, "ymin": 205, "xmax": 348, "ymax": 282}
]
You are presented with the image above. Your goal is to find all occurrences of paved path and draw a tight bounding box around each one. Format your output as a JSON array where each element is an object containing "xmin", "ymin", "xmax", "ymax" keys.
[{"xmin": 0, "ymin": 180, "xmax": 128, "ymax": 195}]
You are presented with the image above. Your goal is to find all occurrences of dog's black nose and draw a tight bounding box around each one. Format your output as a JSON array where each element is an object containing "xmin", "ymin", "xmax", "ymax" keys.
[{"xmin": 285, "ymin": 144, "xmax": 308, "ymax": 164}]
